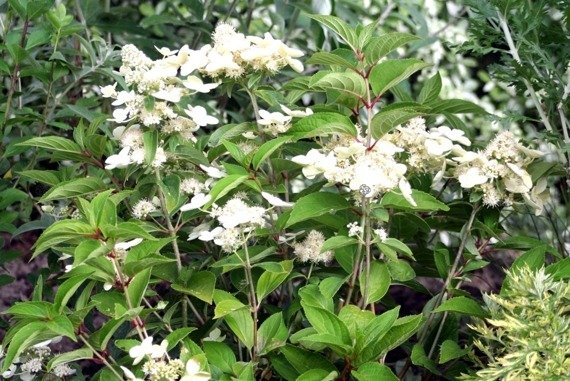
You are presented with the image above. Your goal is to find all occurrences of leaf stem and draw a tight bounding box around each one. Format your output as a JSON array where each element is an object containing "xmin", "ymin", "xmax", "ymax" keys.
[{"xmin": 242, "ymin": 241, "xmax": 259, "ymax": 361}]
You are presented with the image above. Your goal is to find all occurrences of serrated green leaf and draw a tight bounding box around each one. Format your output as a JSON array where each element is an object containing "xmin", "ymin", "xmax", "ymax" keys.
[
  {"xmin": 252, "ymin": 136, "xmax": 291, "ymax": 170},
  {"xmin": 40, "ymin": 177, "xmax": 106, "ymax": 202},
  {"xmin": 352, "ymin": 362, "xmax": 398, "ymax": 381},
  {"xmin": 369, "ymin": 59, "xmax": 430, "ymax": 96},
  {"xmin": 438, "ymin": 340, "xmax": 467, "ymax": 364},
  {"xmin": 307, "ymin": 51, "xmax": 356, "ymax": 69},
  {"xmin": 313, "ymin": 71, "xmax": 367, "ymax": 100},
  {"xmin": 433, "ymin": 296, "xmax": 487, "ymax": 318},
  {"xmin": 287, "ymin": 192, "xmax": 351, "ymax": 227},
  {"xmin": 364, "ymin": 33, "xmax": 421, "ymax": 64},
  {"xmin": 428, "ymin": 99, "xmax": 487, "ymax": 114},
  {"xmin": 418, "ymin": 72, "xmax": 442, "ymax": 103},
  {"xmin": 380, "ymin": 190, "xmax": 449, "ymax": 212},
  {"xmin": 309, "ymin": 14, "xmax": 358, "ymax": 51},
  {"xmin": 360, "ymin": 260, "xmax": 390, "ymax": 305},
  {"xmin": 288, "ymin": 112, "xmax": 357, "ymax": 139},
  {"xmin": 47, "ymin": 348, "xmax": 93, "ymax": 371},
  {"xmin": 127, "ymin": 268, "xmax": 151, "ymax": 308},
  {"xmin": 370, "ymin": 102, "xmax": 429, "ymax": 138},
  {"xmin": 172, "ymin": 271, "xmax": 216, "ymax": 304},
  {"xmin": 256, "ymin": 260, "xmax": 293, "ymax": 302}
]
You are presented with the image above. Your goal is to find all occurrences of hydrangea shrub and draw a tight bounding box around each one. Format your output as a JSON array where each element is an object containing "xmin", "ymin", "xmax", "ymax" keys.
[{"xmin": 0, "ymin": 10, "xmax": 563, "ymax": 381}]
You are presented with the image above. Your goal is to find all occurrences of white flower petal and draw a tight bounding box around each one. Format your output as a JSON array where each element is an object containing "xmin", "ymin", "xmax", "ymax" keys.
[
  {"xmin": 180, "ymin": 193, "xmax": 212, "ymax": 211},
  {"xmin": 261, "ymin": 192, "xmax": 294, "ymax": 207}
]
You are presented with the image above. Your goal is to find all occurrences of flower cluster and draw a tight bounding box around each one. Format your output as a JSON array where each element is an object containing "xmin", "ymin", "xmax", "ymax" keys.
[
  {"xmin": 190, "ymin": 196, "xmax": 268, "ymax": 252},
  {"xmin": 1, "ymin": 341, "xmax": 76, "ymax": 380},
  {"xmin": 294, "ymin": 230, "xmax": 333, "ymax": 263},
  {"xmin": 292, "ymin": 130, "xmax": 416, "ymax": 205},
  {"xmin": 452, "ymin": 131, "xmax": 547, "ymax": 212},
  {"xmin": 388, "ymin": 117, "xmax": 471, "ymax": 178},
  {"xmin": 257, "ymin": 105, "xmax": 313, "ymax": 136},
  {"xmin": 121, "ymin": 337, "xmax": 210, "ymax": 381}
]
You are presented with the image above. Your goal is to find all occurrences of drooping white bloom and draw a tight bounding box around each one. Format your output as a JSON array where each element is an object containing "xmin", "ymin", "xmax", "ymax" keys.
[
  {"xmin": 347, "ymin": 222, "xmax": 363, "ymax": 237},
  {"xmin": 198, "ymin": 226, "xmax": 224, "ymax": 242},
  {"xmin": 152, "ymin": 147, "xmax": 168, "ymax": 168},
  {"xmin": 152, "ymin": 87, "xmax": 184, "ymax": 103},
  {"xmin": 180, "ymin": 193, "xmax": 212, "ymax": 211},
  {"xmin": 281, "ymin": 105, "xmax": 313, "ymax": 117},
  {"xmin": 179, "ymin": 45, "xmax": 211, "ymax": 76},
  {"xmin": 257, "ymin": 109, "xmax": 292, "ymax": 135},
  {"xmin": 115, "ymin": 238, "xmax": 143, "ymax": 252},
  {"xmin": 199, "ymin": 164, "xmax": 226, "ymax": 179},
  {"xmin": 212, "ymin": 198, "xmax": 266, "ymax": 229},
  {"xmin": 100, "ymin": 83, "xmax": 117, "ymax": 98},
  {"xmin": 155, "ymin": 46, "xmax": 179, "ymax": 56},
  {"xmin": 398, "ymin": 178, "xmax": 417, "ymax": 206},
  {"xmin": 375, "ymin": 228, "xmax": 388, "ymax": 242},
  {"xmin": 261, "ymin": 192, "xmax": 294, "ymax": 207},
  {"xmin": 180, "ymin": 359, "xmax": 211, "ymax": 381},
  {"xmin": 291, "ymin": 149, "xmax": 337, "ymax": 179},
  {"xmin": 121, "ymin": 366, "xmax": 144, "ymax": 381},
  {"xmin": 105, "ymin": 147, "xmax": 132, "ymax": 169},
  {"xmin": 431, "ymin": 126, "xmax": 471, "ymax": 146},
  {"xmin": 185, "ymin": 106, "xmax": 219, "ymax": 127},
  {"xmin": 187, "ymin": 222, "xmax": 212, "ymax": 241},
  {"xmin": 458, "ymin": 167, "xmax": 489, "ymax": 188},
  {"xmin": 522, "ymin": 178, "xmax": 550, "ymax": 215},
  {"xmin": 128, "ymin": 337, "xmax": 168, "ymax": 365},
  {"xmin": 183, "ymin": 76, "xmax": 220, "ymax": 93}
]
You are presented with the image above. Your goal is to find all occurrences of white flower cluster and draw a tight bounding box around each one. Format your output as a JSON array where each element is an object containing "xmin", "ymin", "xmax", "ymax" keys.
[
  {"xmin": 453, "ymin": 131, "xmax": 547, "ymax": 213},
  {"xmin": 105, "ymin": 124, "xmax": 168, "ymax": 169},
  {"xmin": 190, "ymin": 196, "xmax": 267, "ymax": 252},
  {"xmin": 201, "ymin": 23, "xmax": 304, "ymax": 78},
  {"xmin": 292, "ymin": 117, "xmax": 547, "ymax": 213},
  {"xmin": 292, "ymin": 131, "xmax": 417, "ymax": 205},
  {"xmin": 1, "ymin": 341, "xmax": 76, "ymax": 380},
  {"xmin": 388, "ymin": 117, "xmax": 471, "ymax": 178},
  {"xmin": 294, "ymin": 230, "xmax": 333, "ymax": 264},
  {"xmin": 121, "ymin": 337, "xmax": 210, "ymax": 381},
  {"xmin": 132, "ymin": 198, "xmax": 159, "ymax": 219}
]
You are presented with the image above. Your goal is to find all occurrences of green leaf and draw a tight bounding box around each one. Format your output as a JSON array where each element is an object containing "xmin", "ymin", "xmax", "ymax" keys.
[
  {"xmin": 307, "ymin": 51, "xmax": 356, "ymax": 69},
  {"xmin": 126, "ymin": 268, "xmax": 151, "ymax": 308},
  {"xmin": 380, "ymin": 190, "xmax": 449, "ymax": 212},
  {"xmin": 287, "ymin": 112, "xmax": 357, "ymax": 139},
  {"xmin": 17, "ymin": 170, "xmax": 60, "ymax": 186},
  {"xmin": 280, "ymin": 345, "xmax": 336, "ymax": 375},
  {"xmin": 301, "ymin": 305, "xmax": 352, "ymax": 347},
  {"xmin": 165, "ymin": 327, "xmax": 197, "ymax": 351},
  {"xmin": 33, "ymin": 220, "xmax": 95, "ymax": 256},
  {"xmin": 252, "ymin": 136, "xmax": 291, "ymax": 170},
  {"xmin": 377, "ymin": 314, "xmax": 423, "ymax": 355},
  {"xmin": 428, "ymin": 99, "xmax": 487, "ymax": 114},
  {"xmin": 297, "ymin": 369, "xmax": 338, "ymax": 381},
  {"xmin": 364, "ymin": 33, "xmax": 421, "ymax": 64},
  {"xmin": 369, "ymin": 102, "xmax": 428, "ymax": 138},
  {"xmin": 321, "ymin": 236, "xmax": 358, "ymax": 252},
  {"xmin": 89, "ymin": 317, "xmax": 127, "ymax": 350},
  {"xmin": 214, "ymin": 299, "xmax": 248, "ymax": 319},
  {"xmin": 123, "ymin": 238, "xmax": 174, "ymax": 276},
  {"xmin": 45, "ymin": 315, "xmax": 76, "ymax": 341},
  {"xmin": 387, "ymin": 260, "xmax": 415, "ymax": 282},
  {"xmin": 359, "ymin": 260, "xmax": 390, "ymax": 305},
  {"xmin": 143, "ymin": 130, "xmax": 158, "ymax": 166},
  {"xmin": 26, "ymin": 28, "xmax": 51, "ymax": 50},
  {"xmin": 256, "ymin": 260, "xmax": 293, "ymax": 302},
  {"xmin": 369, "ymin": 59, "xmax": 430, "ymax": 96},
  {"xmin": 6, "ymin": 301, "xmax": 54, "ymax": 319},
  {"xmin": 411, "ymin": 343, "xmax": 440, "ymax": 375},
  {"xmin": 510, "ymin": 246, "xmax": 546, "ymax": 273},
  {"xmin": 298, "ymin": 333, "xmax": 352, "ymax": 355},
  {"xmin": 433, "ymin": 296, "xmax": 487, "ymax": 318},
  {"xmin": 352, "ymin": 362, "xmax": 398, "ymax": 381},
  {"xmin": 17, "ymin": 136, "xmax": 83, "ymax": 155},
  {"xmin": 47, "ymin": 348, "xmax": 93, "ymax": 371},
  {"xmin": 54, "ymin": 274, "xmax": 90, "ymax": 312},
  {"xmin": 258, "ymin": 313, "xmax": 288, "ymax": 355},
  {"xmin": 438, "ymin": 340, "xmax": 467, "ymax": 364},
  {"xmin": 172, "ymin": 271, "xmax": 216, "ymax": 304},
  {"xmin": 1, "ymin": 322, "xmax": 45, "ymax": 373},
  {"xmin": 312, "ymin": 71, "xmax": 367, "ymax": 100},
  {"xmin": 207, "ymin": 174, "xmax": 248, "ymax": 206},
  {"xmin": 308, "ymin": 15, "xmax": 358, "ymax": 51},
  {"xmin": 203, "ymin": 341, "xmax": 236, "ymax": 373},
  {"xmin": 418, "ymin": 72, "xmax": 442, "ymax": 103},
  {"xmin": 287, "ymin": 192, "xmax": 351, "ymax": 227},
  {"xmin": 40, "ymin": 177, "xmax": 107, "ymax": 202}
]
